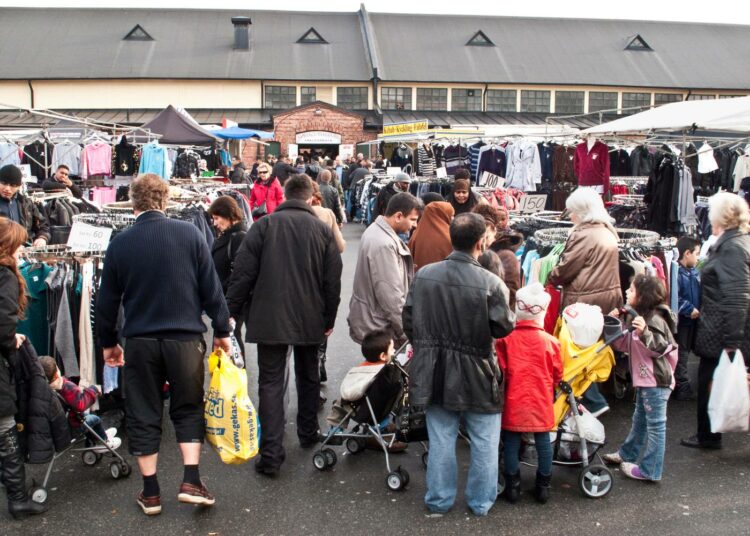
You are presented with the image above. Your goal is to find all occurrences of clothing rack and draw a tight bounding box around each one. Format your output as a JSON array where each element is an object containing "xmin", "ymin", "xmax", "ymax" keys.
[
  {"xmin": 533, "ymin": 227, "xmax": 660, "ymax": 249},
  {"xmin": 73, "ymin": 212, "xmax": 136, "ymax": 230},
  {"xmin": 611, "ymin": 194, "xmax": 646, "ymax": 207}
]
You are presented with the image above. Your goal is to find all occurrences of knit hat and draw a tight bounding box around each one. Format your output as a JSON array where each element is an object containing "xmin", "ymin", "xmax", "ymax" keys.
[
  {"xmin": 515, "ymin": 282, "xmax": 551, "ymax": 321},
  {"xmin": 453, "ymin": 179, "xmax": 470, "ymax": 193},
  {"xmin": 394, "ymin": 172, "xmax": 412, "ymax": 184},
  {"xmin": 0, "ymin": 165, "xmax": 23, "ymax": 186}
]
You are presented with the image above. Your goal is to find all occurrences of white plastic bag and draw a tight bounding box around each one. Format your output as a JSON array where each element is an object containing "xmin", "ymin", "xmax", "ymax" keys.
[
  {"xmin": 708, "ymin": 350, "xmax": 750, "ymax": 433},
  {"xmin": 562, "ymin": 303, "xmax": 604, "ymax": 348}
]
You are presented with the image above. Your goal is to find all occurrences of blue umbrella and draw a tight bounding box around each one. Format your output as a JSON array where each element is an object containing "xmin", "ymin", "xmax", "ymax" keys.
[{"xmin": 212, "ymin": 127, "xmax": 274, "ymax": 140}]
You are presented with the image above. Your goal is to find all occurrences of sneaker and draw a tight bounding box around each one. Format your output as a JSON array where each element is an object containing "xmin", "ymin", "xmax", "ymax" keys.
[
  {"xmin": 177, "ymin": 482, "xmax": 215, "ymax": 506},
  {"xmin": 601, "ymin": 451, "xmax": 623, "ymax": 465},
  {"xmin": 137, "ymin": 491, "xmax": 162, "ymax": 516},
  {"xmin": 93, "ymin": 436, "xmax": 122, "ymax": 453},
  {"xmin": 105, "ymin": 427, "xmax": 117, "ymax": 440},
  {"xmin": 590, "ymin": 406, "xmax": 610, "ymax": 418},
  {"xmin": 620, "ymin": 462, "xmax": 647, "ymax": 481}
]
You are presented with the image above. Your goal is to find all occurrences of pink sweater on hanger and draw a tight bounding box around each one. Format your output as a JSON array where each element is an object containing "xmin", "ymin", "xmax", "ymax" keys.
[{"xmin": 81, "ymin": 142, "xmax": 112, "ymax": 179}]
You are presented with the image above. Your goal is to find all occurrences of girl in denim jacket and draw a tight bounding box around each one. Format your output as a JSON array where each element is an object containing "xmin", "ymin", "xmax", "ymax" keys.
[{"xmin": 602, "ymin": 274, "xmax": 678, "ymax": 481}]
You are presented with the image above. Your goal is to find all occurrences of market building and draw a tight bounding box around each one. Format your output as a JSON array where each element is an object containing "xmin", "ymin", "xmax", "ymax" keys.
[{"xmin": 1, "ymin": 6, "xmax": 749, "ymax": 162}]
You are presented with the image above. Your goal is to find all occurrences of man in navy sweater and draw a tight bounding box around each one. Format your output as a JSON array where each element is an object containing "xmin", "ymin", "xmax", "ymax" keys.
[{"xmin": 96, "ymin": 174, "xmax": 231, "ymax": 516}]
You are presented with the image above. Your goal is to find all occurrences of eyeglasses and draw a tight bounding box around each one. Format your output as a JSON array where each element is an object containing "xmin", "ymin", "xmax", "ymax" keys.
[
  {"xmin": 516, "ymin": 300, "xmax": 545, "ymax": 315},
  {"xmin": 258, "ymin": 170, "xmax": 269, "ymax": 175}
]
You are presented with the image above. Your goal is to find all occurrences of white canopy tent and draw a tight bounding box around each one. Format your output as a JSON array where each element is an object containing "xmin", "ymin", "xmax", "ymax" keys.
[{"xmin": 582, "ymin": 96, "xmax": 750, "ymax": 136}]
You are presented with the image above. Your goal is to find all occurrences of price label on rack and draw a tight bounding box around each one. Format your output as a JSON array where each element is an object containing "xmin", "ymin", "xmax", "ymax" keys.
[
  {"xmin": 518, "ymin": 194, "xmax": 548, "ymax": 214},
  {"xmin": 435, "ymin": 167, "xmax": 447, "ymax": 179},
  {"xmin": 67, "ymin": 222, "xmax": 112, "ymax": 252},
  {"xmin": 480, "ymin": 171, "xmax": 505, "ymax": 188}
]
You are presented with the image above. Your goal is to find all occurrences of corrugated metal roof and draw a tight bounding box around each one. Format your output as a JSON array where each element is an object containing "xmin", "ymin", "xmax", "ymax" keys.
[
  {"xmin": 0, "ymin": 109, "xmax": 273, "ymax": 128},
  {"xmin": 380, "ymin": 111, "xmax": 616, "ymax": 129},
  {"xmin": 0, "ymin": 8, "xmax": 371, "ymax": 81},
  {"xmin": 369, "ymin": 13, "xmax": 750, "ymax": 89}
]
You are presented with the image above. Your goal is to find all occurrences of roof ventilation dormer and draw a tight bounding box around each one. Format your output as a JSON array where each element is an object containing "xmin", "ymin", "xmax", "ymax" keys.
[
  {"xmin": 625, "ymin": 34, "xmax": 653, "ymax": 51},
  {"xmin": 123, "ymin": 24, "xmax": 153, "ymax": 41},
  {"xmin": 466, "ymin": 30, "xmax": 494, "ymax": 47},
  {"xmin": 297, "ymin": 27, "xmax": 328, "ymax": 44},
  {"xmin": 231, "ymin": 16, "xmax": 252, "ymax": 50}
]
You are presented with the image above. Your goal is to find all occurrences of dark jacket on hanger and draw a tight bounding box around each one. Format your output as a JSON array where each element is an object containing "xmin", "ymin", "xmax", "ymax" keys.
[
  {"xmin": 551, "ymin": 145, "xmax": 577, "ymax": 184},
  {"xmin": 114, "ymin": 136, "xmax": 137, "ymax": 176},
  {"xmin": 14, "ymin": 338, "xmax": 71, "ymax": 464},
  {"xmin": 226, "ymin": 200, "xmax": 343, "ymax": 346},
  {"xmin": 610, "ymin": 148, "xmax": 632, "ymax": 176},
  {"xmin": 630, "ymin": 146, "xmax": 655, "ymax": 177},
  {"xmin": 390, "ymin": 145, "xmax": 413, "ymax": 170},
  {"xmin": 22, "ymin": 140, "xmax": 52, "ymax": 183},
  {"xmin": 211, "ymin": 223, "xmax": 247, "ymax": 294},
  {"xmin": 644, "ymin": 155, "xmax": 678, "ymax": 235}
]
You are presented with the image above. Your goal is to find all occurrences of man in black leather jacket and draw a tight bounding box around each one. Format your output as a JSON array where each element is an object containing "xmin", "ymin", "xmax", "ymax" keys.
[{"xmin": 403, "ymin": 212, "xmax": 515, "ymax": 517}]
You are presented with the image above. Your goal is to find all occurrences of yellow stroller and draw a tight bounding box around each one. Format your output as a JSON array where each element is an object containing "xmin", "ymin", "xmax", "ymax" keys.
[{"xmin": 517, "ymin": 319, "xmax": 617, "ymax": 498}]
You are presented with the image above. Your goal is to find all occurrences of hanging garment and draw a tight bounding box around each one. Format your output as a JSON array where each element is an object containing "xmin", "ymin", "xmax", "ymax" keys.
[
  {"xmin": 80, "ymin": 141, "xmax": 113, "ymax": 179},
  {"xmin": 442, "ymin": 144, "xmax": 470, "ymax": 176},
  {"xmin": 17, "ymin": 262, "xmax": 53, "ymax": 355},
  {"xmin": 468, "ymin": 141, "xmax": 486, "ymax": 181},
  {"xmin": 0, "ymin": 142, "xmax": 21, "ymax": 167},
  {"xmin": 417, "ymin": 144, "xmax": 436, "ymax": 176},
  {"xmin": 22, "ymin": 140, "xmax": 53, "ymax": 182},
  {"xmin": 52, "ymin": 267, "xmax": 80, "ymax": 378},
  {"xmin": 574, "ymin": 141, "xmax": 610, "ymax": 194},
  {"xmin": 505, "ymin": 141, "xmax": 542, "ymax": 192},
  {"xmin": 697, "ymin": 142, "xmax": 719, "ymax": 174},
  {"xmin": 174, "ymin": 151, "xmax": 200, "ymax": 178},
  {"xmin": 139, "ymin": 142, "xmax": 169, "ymax": 178},
  {"xmin": 78, "ymin": 261, "xmax": 96, "ymax": 396},
  {"xmin": 610, "ymin": 148, "xmax": 632, "ymax": 177},
  {"xmin": 51, "ymin": 141, "xmax": 82, "ymax": 177},
  {"xmin": 538, "ymin": 143, "xmax": 555, "ymax": 180},
  {"xmin": 477, "ymin": 147, "xmax": 506, "ymax": 181},
  {"xmin": 390, "ymin": 145, "xmax": 413, "ymax": 170},
  {"xmin": 114, "ymin": 136, "xmax": 137, "ymax": 176}
]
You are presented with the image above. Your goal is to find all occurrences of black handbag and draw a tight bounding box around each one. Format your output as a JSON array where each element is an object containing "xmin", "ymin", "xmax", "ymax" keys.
[{"xmin": 251, "ymin": 201, "xmax": 268, "ymax": 219}]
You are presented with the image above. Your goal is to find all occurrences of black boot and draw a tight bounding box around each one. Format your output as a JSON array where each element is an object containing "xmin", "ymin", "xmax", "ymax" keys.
[
  {"xmin": 533, "ymin": 472, "xmax": 551, "ymax": 504},
  {"xmin": 0, "ymin": 428, "xmax": 48, "ymax": 519},
  {"xmin": 503, "ymin": 472, "xmax": 521, "ymax": 504}
]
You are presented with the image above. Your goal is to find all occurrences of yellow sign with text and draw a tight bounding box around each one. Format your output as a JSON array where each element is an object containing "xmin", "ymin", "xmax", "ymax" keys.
[{"xmin": 382, "ymin": 120, "xmax": 429, "ymax": 137}]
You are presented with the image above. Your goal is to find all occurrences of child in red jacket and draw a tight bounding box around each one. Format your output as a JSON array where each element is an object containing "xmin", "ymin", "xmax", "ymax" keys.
[
  {"xmin": 495, "ymin": 283, "xmax": 562, "ymax": 504},
  {"xmin": 39, "ymin": 356, "xmax": 121, "ymax": 451}
]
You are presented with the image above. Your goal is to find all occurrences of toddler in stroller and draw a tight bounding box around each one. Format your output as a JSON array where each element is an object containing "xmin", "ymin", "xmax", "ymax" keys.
[
  {"xmin": 315, "ymin": 330, "xmax": 423, "ymax": 491},
  {"xmin": 40, "ymin": 357, "xmax": 121, "ymax": 452},
  {"xmin": 30, "ymin": 357, "xmax": 131, "ymax": 502}
]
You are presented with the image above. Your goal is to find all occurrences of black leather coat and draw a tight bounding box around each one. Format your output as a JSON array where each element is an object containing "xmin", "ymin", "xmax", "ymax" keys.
[
  {"xmin": 0, "ymin": 267, "xmax": 19, "ymax": 418},
  {"xmin": 695, "ymin": 228, "xmax": 750, "ymax": 363},
  {"xmin": 403, "ymin": 252, "xmax": 515, "ymax": 413}
]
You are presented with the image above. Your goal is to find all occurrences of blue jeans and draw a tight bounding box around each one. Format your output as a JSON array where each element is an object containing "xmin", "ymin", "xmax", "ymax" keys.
[
  {"xmin": 425, "ymin": 405, "xmax": 500, "ymax": 516},
  {"xmin": 618, "ymin": 387, "xmax": 670, "ymax": 481},
  {"xmin": 503, "ymin": 431, "xmax": 553, "ymax": 476},
  {"xmin": 582, "ymin": 384, "xmax": 608, "ymax": 413},
  {"xmin": 83, "ymin": 414, "xmax": 107, "ymax": 445}
]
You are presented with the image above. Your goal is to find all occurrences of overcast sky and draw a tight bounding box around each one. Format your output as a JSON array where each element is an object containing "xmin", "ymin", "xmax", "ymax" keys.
[{"xmin": 2, "ymin": 0, "xmax": 749, "ymax": 26}]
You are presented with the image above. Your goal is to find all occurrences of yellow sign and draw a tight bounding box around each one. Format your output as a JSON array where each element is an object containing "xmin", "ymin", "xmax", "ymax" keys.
[{"xmin": 382, "ymin": 120, "xmax": 429, "ymax": 137}]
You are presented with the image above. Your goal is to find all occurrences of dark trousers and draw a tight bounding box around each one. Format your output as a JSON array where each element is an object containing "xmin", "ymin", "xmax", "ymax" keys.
[
  {"xmin": 696, "ymin": 357, "xmax": 722, "ymax": 443},
  {"xmin": 675, "ymin": 322, "xmax": 696, "ymax": 392},
  {"xmin": 123, "ymin": 337, "xmax": 207, "ymax": 456},
  {"xmin": 257, "ymin": 344, "xmax": 320, "ymax": 468}
]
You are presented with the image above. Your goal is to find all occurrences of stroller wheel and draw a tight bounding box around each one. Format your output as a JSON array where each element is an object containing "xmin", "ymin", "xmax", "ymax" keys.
[
  {"xmin": 345, "ymin": 438, "xmax": 365, "ymax": 455},
  {"xmin": 421, "ymin": 451, "xmax": 428, "ymax": 469},
  {"xmin": 496, "ymin": 473, "xmax": 506, "ymax": 497},
  {"xmin": 312, "ymin": 451, "xmax": 329, "ymax": 471},
  {"xmin": 579, "ymin": 464, "xmax": 613, "ymax": 498},
  {"xmin": 386, "ymin": 469, "xmax": 406, "ymax": 491},
  {"xmin": 30, "ymin": 486, "xmax": 48, "ymax": 504},
  {"xmin": 120, "ymin": 462, "xmax": 132, "ymax": 477},
  {"xmin": 322, "ymin": 448, "xmax": 337, "ymax": 468},
  {"xmin": 109, "ymin": 461, "xmax": 122, "ymax": 480},
  {"xmin": 398, "ymin": 467, "xmax": 410, "ymax": 487},
  {"xmin": 82, "ymin": 450, "xmax": 99, "ymax": 466}
]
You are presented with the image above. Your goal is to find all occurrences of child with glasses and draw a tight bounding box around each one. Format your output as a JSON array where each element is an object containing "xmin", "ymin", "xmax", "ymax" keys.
[{"xmin": 495, "ymin": 283, "xmax": 562, "ymax": 505}]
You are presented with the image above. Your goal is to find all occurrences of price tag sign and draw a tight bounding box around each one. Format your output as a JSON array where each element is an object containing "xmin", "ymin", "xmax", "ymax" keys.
[
  {"xmin": 67, "ymin": 223, "xmax": 112, "ymax": 252},
  {"xmin": 386, "ymin": 167, "xmax": 402, "ymax": 176},
  {"xmin": 480, "ymin": 171, "xmax": 505, "ymax": 188},
  {"xmin": 435, "ymin": 167, "xmax": 447, "ymax": 179},
  {"xmin": 518, "ymin": 194, "xmax": 548, "ymax": 214}
]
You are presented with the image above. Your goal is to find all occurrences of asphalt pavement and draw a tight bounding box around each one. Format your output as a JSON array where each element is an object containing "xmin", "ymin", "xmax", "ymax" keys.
[{"xmin": 6, "ymin": 223, "xmax": 750, "ymax": 536}]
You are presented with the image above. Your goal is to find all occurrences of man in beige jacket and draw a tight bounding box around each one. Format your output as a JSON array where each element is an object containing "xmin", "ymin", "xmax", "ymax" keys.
[{"xmin": 348, "ymin": 193, "xmax": 420, "ymax": 346}]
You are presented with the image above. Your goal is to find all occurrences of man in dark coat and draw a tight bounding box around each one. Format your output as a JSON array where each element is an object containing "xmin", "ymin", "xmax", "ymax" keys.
[
  {"xmin": 42, "ymin": 164, "xmax": 83, "ymax": 199},
  {"xmin": 373, "ymin": 172, "xmax": 412, "ymax": 220},
  {"xmin": 271, "ymin": 155, "xmax": 297, "ymax": 186},
  {"xmin": 0, "ymin": 165, "xmax": 50, "ymax": 246},
  {"xmin": 403, "ymin": 213, "xmax": 515, "ymax": 517},
  {"xmin": 226, "ymin": 174, "xmax": 343, "ymax": 476},
  {"xmin": 318, "ymin": 169, "xmax": 343, "ymax": 225}
]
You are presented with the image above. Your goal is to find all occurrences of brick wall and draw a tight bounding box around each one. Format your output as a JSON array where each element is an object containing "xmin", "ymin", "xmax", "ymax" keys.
[{"xmin": 272, "ymin": 104, "xmax": 375, "ymax": 155}]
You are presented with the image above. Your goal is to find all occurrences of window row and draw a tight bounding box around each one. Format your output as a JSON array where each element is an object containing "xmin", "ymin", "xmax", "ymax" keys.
[{"xmin": 266, "ymin": 85, "xmax": 744, "ymax": 113}]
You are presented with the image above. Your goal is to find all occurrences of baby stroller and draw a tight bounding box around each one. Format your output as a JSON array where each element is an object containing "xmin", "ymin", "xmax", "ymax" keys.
[
  {"xmin": 514, "ymin": 319, "xmax": 617, "ymax": 499},
  {"xmin": 29, "ymin": 395, "xmax": 131, "ymax": 504},
  {"xmin": 313, "ymin": 344, "xmax": 427, "ymax": 492}
]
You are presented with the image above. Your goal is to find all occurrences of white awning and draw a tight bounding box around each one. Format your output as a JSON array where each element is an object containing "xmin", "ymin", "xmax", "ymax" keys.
[{"xmin": 583, "ymin": 96, "xmax": 750, "ymax": 135}]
